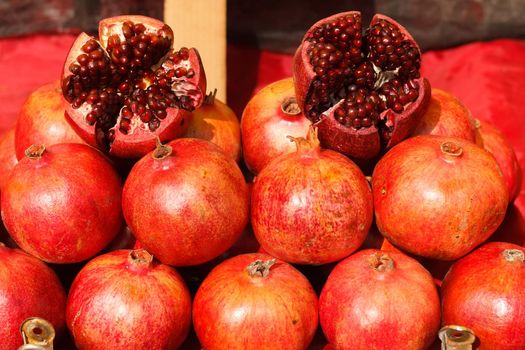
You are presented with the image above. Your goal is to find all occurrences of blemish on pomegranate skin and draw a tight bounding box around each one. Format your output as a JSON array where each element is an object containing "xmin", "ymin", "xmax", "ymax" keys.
[{"xmin": 381, "ymin": 188, "xmax": 387, "ymax": 195}]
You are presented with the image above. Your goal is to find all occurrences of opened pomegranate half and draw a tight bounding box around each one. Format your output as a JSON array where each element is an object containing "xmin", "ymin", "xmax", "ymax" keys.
[
  {"xmin": 61, "ymin": 15, "xmax": 206, "ymax": 158},
  {"xmin": 293, "ymin": 12, "xmax": 430, "ymax": 159}
]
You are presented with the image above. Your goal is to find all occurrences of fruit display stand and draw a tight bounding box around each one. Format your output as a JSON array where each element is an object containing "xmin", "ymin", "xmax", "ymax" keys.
[{"xmin": 0, "ymin": 10, "xmax": 524, "ymax": 350}]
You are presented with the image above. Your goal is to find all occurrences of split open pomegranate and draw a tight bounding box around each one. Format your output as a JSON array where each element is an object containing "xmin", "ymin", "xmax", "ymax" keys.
[
  {"xmin": 293, "ymin": 12, "xmax": 430, "ymax": 159},
  {"xmin": 61, "ymin": 15, "xmax": 206, "ymax": 158}
]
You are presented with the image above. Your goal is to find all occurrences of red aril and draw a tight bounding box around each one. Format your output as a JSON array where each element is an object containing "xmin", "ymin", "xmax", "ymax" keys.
[
  {"xmin": 320, "ymin": 249, "xmax": 440, "ymax": 350},
  {"xmin": 184, "ymin": 90, "xmax": 241, "ymax": 162},
  {"xmin": 0, "ymin": 243, "xmax": 66, "ymax": 350},
  {"xmin": 1, "ymin": 143, "xmax": 123, "ymax": 263},
  {"xmin": 67, "ymin": 249, "xmax": 191, "ymax": 349},
  {"xmin": 474, "ymin": 119, "xmax": 522, "ymax": 202},
  {"xmin": 251, "ymin": 127, "xmax": 373, "ymax": 264},
  {"xmin": 62, "ymin": 15, "xmax": 206, "ymax": 158},
  {"xmin": 192, "ymin": 253, "xmax": 318, "ymax": 350},
  {"xmin": 412, "ymin": 88, "xmax": 476, "ymax": 142},
  {"xmin": 293, "ymin": 12, "xmax": 430, "ymax": 160},
  {"xmin": 0, "ymin": 128, "xmax": 17, "ymax": 190},
  {"xmin": 372, "ymin": 135, "xmax": 508, "ymax": 260},
  {"xmin": 241, "ymin": 78, "xmax": 310, "ymax": 174},
  {"xmin": 441, "ymin": 242, "xmax": 525, "ymax": 349},
  {"xmin": 15, "ymin": 80, "xmax": 85, "ymax": 160},
  {"xmin": 122, "ymin": 138, "xmax": 249, "ymax": 266}
]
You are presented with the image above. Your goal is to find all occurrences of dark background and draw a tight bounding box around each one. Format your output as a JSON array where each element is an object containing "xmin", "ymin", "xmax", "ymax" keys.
[{"xmin": 1, "ymin": 0, "xmax": 524, "ymax": 52}]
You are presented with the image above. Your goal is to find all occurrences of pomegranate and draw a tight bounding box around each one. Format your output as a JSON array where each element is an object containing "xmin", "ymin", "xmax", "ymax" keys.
[
  {"xmin": 0, "ymin": 243, "xmax": 66, "ymax": 350},
  {"xmin": 372, "ymin": 135, "xmax": 508, "ymax": 260},
  {"xmin": 15, "ymin": 80, "xmax": 85, "ymax": 160},
  {"xmin": 193, "ymin": 253, "xmax": 318, "ymax": 350},
  {"xmin": 320, "ymin": 249, "xmax": 440, "ymax": 350},
  {"xmin": 184, "ymin": 89, "xmax": 241, "ymax": 162},
  {"xmin": 412, "ymin": 88, "xmax": 476, "ymax": 142},
  {"xmin": 61, "ymin": 15, "xmax": 206, "ymax": 158},
  {"xmin": 122, "ymin": 138, "xmax": 249, "ymax": 266},
  {"xmin": 293, "ymin": 12, "xmax": 431, "ymax": 160},
  {"xmin": 441, "ymin": 242, "xmax": 525, "ymax": 349},
  {"xmin": 1, "ymin": 143, "xmax": 123, "ymax": 263},
  {"xmin": 251, "ymin": 127, "xmax": 373, "ymax": 265},
  {"xmin": 0, "ymin": 128, "xmax": 17, "ymax": 190},
  {"xmin": 67, "ymin": 249, "xmax": 191, "ymax": 349},
  {"xmin": 241, "ymin": 78, "xmax": 311, "ymax": 174},
  {"xmin": 474, "ymin": 119, "xmax": 522, "ymax": 202}
]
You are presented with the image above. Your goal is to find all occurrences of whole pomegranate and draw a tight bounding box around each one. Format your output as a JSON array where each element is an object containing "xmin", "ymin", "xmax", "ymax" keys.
[
  {"xmin": 122, "ymin": 138, "xmax": 249, "ymax": 266},
  {"xmin": 0, "ymin": 243, "xmax": 66, "ymax": 350},
  {"xmin": 0, "ymin": 128, "xmax": 17, "ymax": 189},
  {"xmin": 474, "ymin": 119, "xmax": 522, "ymax": 202},
  {"xmin": 412, "ymin": 88, "xmax": 476, "ymax": 142},
  {"xmin": 15, "ymin": 80, "xmax": 85, "ymax": 160},
  {"xmin": 293, "ymin": 12, "xmax": 430, "ymax": 160},
  {"xmin": 320, "ymin": 249, "xmax": 440, "ymax": 350},
  {"xmin": 372, "ymin": 135, "xmax": 508, "ymax": 260},
  {"xmin": 441, "ymin": 242, "xmax": 525, "ymax": 349},
  {"xmin": 67, "ymin": 249, "xmax": 191, "ymax": 349},
  {"xmin": 241, "ymin": 78, "xmax": 310, "ymax": 174},
  {"xmin": 1, "ymin": 143, "xmax": 123, "ymax": 263},
  {"xmin": 251, "ymin": 127, "xmax": 373, "ymax": 265},
  {"xmin": 193, "ymin": 253, "xmax": 318, "ymax": 350},
  {"xmin": 61, "ymin": 15, "xmax": 206, "ymax": 158},
  {"xmin": 184, "ymin": 90, "xmax": 241, "ymax": 162}
]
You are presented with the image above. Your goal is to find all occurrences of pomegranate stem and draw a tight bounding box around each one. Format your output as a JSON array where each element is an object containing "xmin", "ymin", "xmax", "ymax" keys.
[
  {"xmin": 25, "ymin": 145, "xmax": 46, "ymax": 160},
  {"xmin": 20, "ymin": 317, "xmax": 55, "ymax": 350},
  {"xmin": 246, "ymin": 259, "xmax": 276, "ymax": 278},
  {"xmin": 152, "ymin": 138, "xmax": 173, "ymax": 160},
  {"xmin": 281, "ymin": 97, "xmax": 301, "ymax": 116}
]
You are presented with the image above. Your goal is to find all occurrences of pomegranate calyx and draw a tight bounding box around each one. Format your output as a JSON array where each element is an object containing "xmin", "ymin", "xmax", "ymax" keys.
[
  {"xmin": 246, "ymin": 259, "xmax": 276, "ymax": 278},
  {"xmin": 203, "ymin": 89, "xmax": 217, "ymax": 105},
  {"xmin": 287, "ymin": 126, "xmax": 320, "ymax": 152},
  {"xmin": 438, "ymin": 325, "xmax": 476, "ymax": 350},
  {"xmin": 129, "ymin": 249, "xmax": 154, "ymax": 266},
  {"xmin": 20, "ymin": 317, "xmax": 55, "ymax": 348},
  {"xmin": 368, "ymin": 252, "xmax": 394, "ymax": 272},
  {"xmin": 152, "ymin": 138, "xmax": 173, "ymax": 160},
  {"xmin": 440, "ymin": 141, "xmax": 463, "ymax": 157},
  {"xmin": 25, "ymin": 144, "xmax": 46, "ymax": 160},
  {"xmin": 502, "ymin": 249, "xmax": 525, "ymax": 263},
  {"xmin": 281, "ymin": 97, "xmax": 301, "ymax": 116}
]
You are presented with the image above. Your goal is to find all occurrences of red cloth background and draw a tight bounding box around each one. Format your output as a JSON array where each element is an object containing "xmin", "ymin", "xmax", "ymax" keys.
[{"xmin": 0, "ymin": 34, "xmax": 524, "ymax": 348}]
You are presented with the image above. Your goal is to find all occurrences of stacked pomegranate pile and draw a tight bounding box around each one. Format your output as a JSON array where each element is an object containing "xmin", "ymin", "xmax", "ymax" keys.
[{"xmin": 0, "ymin": 12, "xmax": 523, "ymax": 350}]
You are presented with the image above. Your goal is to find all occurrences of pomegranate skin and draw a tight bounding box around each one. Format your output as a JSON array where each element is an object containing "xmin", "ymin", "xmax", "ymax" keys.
[
  {"xmin": 0, "ymin": 244, "xmax": 66, "ymax": 350},
  {"xmin": 475, "ymin": 119, "xmax": 522, "ymax": 202},
  {"xmin": 241, "ymin": 78, "xmax": 311, "ymax": 174},
  {"xmin": 251, "ymin": 128, "xmax": 373, "ymax": 264},
  {"xmin": 412, "ymin": 88, "xmax": 476, "ymax": 142},
  {"xmin": 122, "ymin": 138, "xmax": 249, "ymax": 266},
  {"xmin": 67, "ymin": 249, "xmax": 191, "ymax": 349},
  {"xmin": 0, "ymin": 128, "xmax": 17, "ymax": 190},
  {"xmin": 15, "ymin": 80, "xmax": 85, "ymax": 160},
  {"xmin": 320, "ymin": 249, "xmax": 440, "ymax": 350},
  {"xmin": 184, "ymin": 95, "xmax": 242, "ymax": 163},
  {"xmin": 193, "ymin": 253, "xmax": 319, "ymax": 350},
  {"xmin": 1, "ymin": 143, "xmax": 123, "ymax": 263},
  {"xmin": 441, "ymin": 242, "xmax": 525, "ymax": 350},
  {"xmin": 372, "ymin": 135, "xmax": 508, "ymax": 260}
]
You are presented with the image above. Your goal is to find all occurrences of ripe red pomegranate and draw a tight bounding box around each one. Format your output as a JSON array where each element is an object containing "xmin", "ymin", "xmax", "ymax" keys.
[
  {"xmin": 0, "ymin": 128, "xmax": 17, "ymax": 190},
  {"xmin": 183, "ymin": 90, "xmax": 241, "ymax": 162},
  {"xmin": 123, "ymin": 138, "xmax": 249, "ymax": 266},
  {"xmin": 474, "ymin": 119, "xmax": 522, "ymax": 202},
  {"xmin": 15, "ymin": 80, "xmax": 85, "ymax": 160},
  {"xmin": 61, "ymin": 15, "xmax": 206, "ymax": 158},
  {"xmin": 251, "ymin": 127, "xmax": 373, "ymax": 265},
  {"xmin": 0, "ymin": 243, "xmax": 66, "ymax": 350},
  {"xmin": 193, "ymin": 253, "xmax": 318, "ymax": 350},
  {"xmin": 1, "ymin": 143, "xmax": 123, "ymax": 263},
  {"xmin": 412, "ymin": 88, "xmax": 476, "ymax": 142},
  {"xmin": 373, "ymin": 135, "xmax": 508, "ymax": 260},
  {"xmin": 320, "ymin": 249, "xmax": 440, "ymax": 350},
  {"xmin": 241, "ymin": 78, "xmax": 311, "ymax": 174},
  {"xmin": 293, "ymin": 12, "xmax": 431, "ymax": 160},
  {"xmin": 67, "ymin": 249, "xmax": 191, "ymax": 349},
  {"xmin": 441, "ymin": 242, "xmax": 525, "ymax": 349}
]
